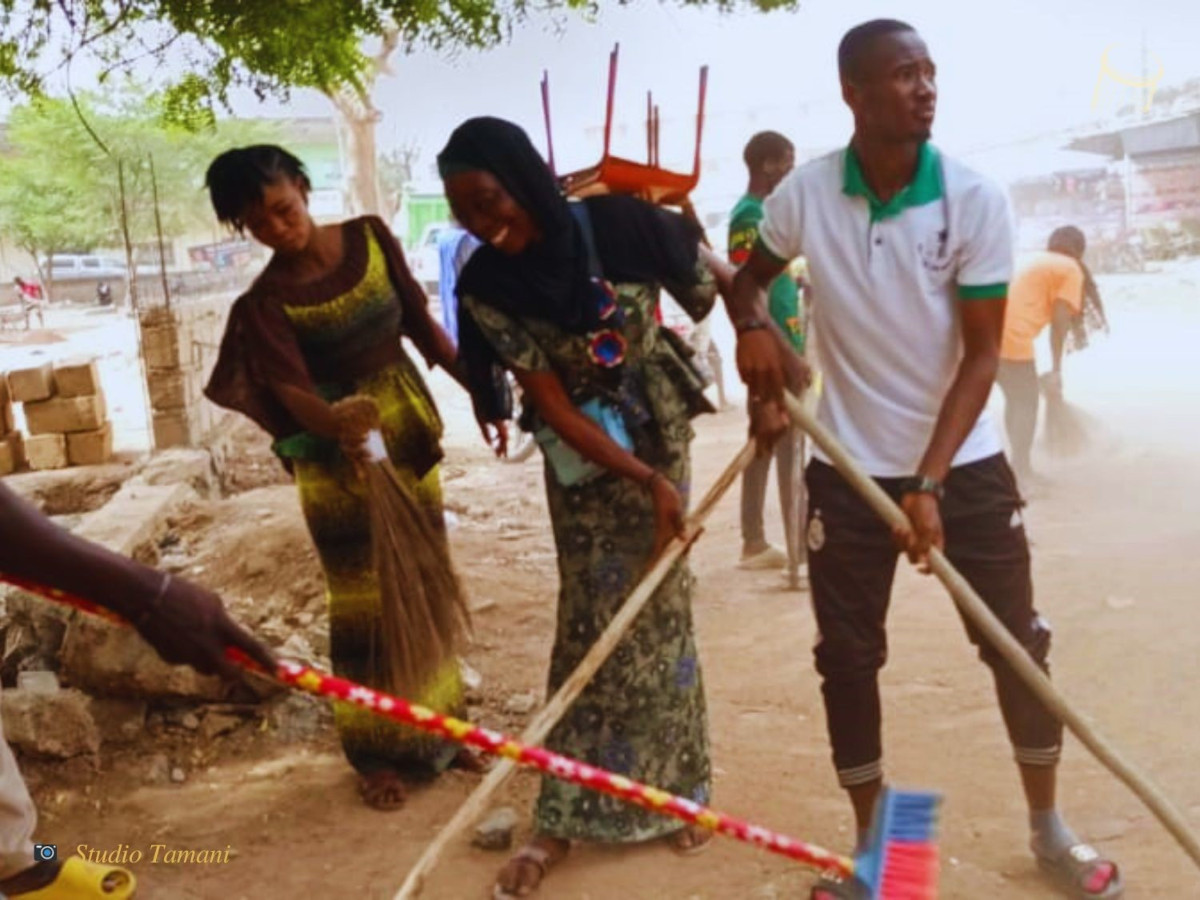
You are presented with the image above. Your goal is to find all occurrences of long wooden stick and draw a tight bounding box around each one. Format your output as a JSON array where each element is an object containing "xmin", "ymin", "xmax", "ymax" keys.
[
  {"xmin": 394, "ymin": 441, "xmax": 758, "ymax": 899},
  {"xmin": 782, "ymin": 391, "xmax": 1200, "ymax": 872}
]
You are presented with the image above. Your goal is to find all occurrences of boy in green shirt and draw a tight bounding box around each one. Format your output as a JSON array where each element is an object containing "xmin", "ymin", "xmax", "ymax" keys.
[{"xmin": 730, "ymin": 131, "xmax": 807, "ymax": 581}]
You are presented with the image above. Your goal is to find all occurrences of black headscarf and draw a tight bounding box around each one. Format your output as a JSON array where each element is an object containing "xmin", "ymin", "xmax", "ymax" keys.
[{"xmin": 437, "ymin": 117, "xmax": 704, "ymax": 419}]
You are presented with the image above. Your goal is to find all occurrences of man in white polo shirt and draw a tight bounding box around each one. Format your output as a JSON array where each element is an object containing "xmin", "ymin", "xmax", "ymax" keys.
[{"xmin": 727, "ymin": 19, "xmax": 1122, "ymax": 900}]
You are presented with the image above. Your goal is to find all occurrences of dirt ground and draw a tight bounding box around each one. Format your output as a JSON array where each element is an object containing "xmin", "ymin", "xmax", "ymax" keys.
[{"xmin": 14, "ymin": 262, "xmax": 1200, "ymax": 898}]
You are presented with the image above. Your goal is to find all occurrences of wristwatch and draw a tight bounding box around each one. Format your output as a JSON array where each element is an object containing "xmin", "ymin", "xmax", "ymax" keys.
[
  {"xmin": 734, "ymin": 317, "xmax": 769, "ymax": 336},
  {"xmin": 897, "ymin": 475, "xmax": 944, "ymax": 501}
]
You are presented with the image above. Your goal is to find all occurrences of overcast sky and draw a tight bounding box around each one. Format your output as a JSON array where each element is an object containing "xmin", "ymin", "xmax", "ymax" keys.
[
  {"xmin": 223, "ymin": 1, "xmax": 1199, "ymax": 179},
  {"xmin": 6, "ymin": 0, "xmax": 1198, "ymax": 200}
]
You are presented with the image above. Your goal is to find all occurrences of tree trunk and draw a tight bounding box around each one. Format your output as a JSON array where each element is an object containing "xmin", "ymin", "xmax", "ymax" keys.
[
  {"xmin": 323, "ymin": 29, "xmax": 399, "ymax": 219},
  {"xmin": 27, "ymin": 247, "xmax": 53, "ymax": 304},
  {"xmin": 335, "ymin": 106, "xmax": 384, "ymax": 216}
]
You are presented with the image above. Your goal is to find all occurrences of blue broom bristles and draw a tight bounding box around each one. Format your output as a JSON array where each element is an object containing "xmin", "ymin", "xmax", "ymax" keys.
[{"xmin": 852, "ymin": 787, "xmax": 942, "ymax": 899}]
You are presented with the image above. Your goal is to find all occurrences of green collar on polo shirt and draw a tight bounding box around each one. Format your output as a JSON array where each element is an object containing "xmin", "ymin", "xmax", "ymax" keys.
[{"xmin": 842, "ymin": 142, "xmax": 942, "ymax": 223}]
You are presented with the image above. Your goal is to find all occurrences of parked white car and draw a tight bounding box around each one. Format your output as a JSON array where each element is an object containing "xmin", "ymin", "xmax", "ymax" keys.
[{"xmin": 44, "ymin": 254, "xmax": 127, "ymax": 282}]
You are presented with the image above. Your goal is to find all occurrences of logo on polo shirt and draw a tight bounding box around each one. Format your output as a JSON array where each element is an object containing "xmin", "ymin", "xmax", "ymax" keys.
[
  {"xmin": 807, "ymin": 513, "xmax": 825, "ymax": 552},
  {"xmin": 918, "ymin": 228, "xmax": 955, "ymax": 275}
]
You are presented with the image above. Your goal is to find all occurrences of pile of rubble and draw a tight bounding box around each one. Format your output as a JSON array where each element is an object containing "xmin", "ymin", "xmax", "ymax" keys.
[{"xmin": 0, "ymin": 445, "xmax": 334, "ymax": 781}]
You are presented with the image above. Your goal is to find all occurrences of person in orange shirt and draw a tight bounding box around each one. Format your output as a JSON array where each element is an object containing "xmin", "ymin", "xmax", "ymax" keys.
[{"xmin": 997, "ymin": 226, "xmax": 1105, "ymax": 484}]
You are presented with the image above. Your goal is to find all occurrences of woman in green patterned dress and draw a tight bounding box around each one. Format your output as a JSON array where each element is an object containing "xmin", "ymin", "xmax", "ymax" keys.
[
  {"xmin": 439, "ymin": 118, "xmax": 737, "ymax": 899},
  {"xmin": 203, "ymin": 146, "xmax": 492, "ymax": 810}
]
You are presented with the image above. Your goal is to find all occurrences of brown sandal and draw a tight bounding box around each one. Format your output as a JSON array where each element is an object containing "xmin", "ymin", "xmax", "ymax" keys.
[
  {"xmin": 358, "ymin": 770, "xmax": 408, "ymax": 811},
  {"xmin": 492, "ymin": 842, "xmax": 566, "ymax": 899},
  {"xmin": 667, "ymin": 824, "xmax": 715, "ymax": 856}
]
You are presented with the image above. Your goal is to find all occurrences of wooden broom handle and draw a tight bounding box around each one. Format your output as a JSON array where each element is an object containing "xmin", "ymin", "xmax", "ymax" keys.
[
  {"xmin": 781, "ymin": 390, "xmax": 1200, "ymax": 873},
  {"xmin": 393, "ymin": 442, "xmax": 758, "ymax": 898}
]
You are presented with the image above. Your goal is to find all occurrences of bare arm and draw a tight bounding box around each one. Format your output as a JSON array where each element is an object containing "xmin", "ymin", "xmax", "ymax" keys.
[
  {"xmin": 697, "ymin": 244, "xmax": 735, "ymax": 301},
  {"xmin": 0, "ymin": 484, "xmax": 274, "ymax": 676},
  {"xmin": 1049, "ymin": 298, "xmax": 1075, "ymax": 374},
  {"xmin": 728, "ymin": 249, "xmax": 796, "ymax": 405},
  {"xmin": 917, "ymin": 298, "xmax": 1006, "ymax": 483}
]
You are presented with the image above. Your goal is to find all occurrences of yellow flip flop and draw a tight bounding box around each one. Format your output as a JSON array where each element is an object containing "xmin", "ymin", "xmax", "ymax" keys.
[{"xmin": 14, "ymin": 857, "xmax": 136, "ymax": 898}]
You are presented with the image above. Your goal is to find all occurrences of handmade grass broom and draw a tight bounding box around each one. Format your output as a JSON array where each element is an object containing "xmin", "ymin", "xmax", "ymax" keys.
[{"xmin": 332, "ymin": 395, "xmax": 471, "ymax": 701}]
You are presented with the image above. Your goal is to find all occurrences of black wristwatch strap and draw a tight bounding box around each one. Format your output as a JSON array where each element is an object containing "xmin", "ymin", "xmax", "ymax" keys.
[
  {"xmin": 734, "ymin": 317, "xmax": 769, "ymax": 336},
  {"xmin": 898, "ymin": 475, "xmax": 944, "ymax": 500}
]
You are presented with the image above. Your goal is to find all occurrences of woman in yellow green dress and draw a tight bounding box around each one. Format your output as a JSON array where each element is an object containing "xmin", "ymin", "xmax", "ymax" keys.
[{"xmin": 203, "ymin": 145, "xmax": 488, "ymax": 809}]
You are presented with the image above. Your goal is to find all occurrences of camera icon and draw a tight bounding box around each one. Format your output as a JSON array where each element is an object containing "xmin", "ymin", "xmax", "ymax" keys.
[{"xmin": 33, "ymin": 844, "xmax": 57, "ymax": 862}]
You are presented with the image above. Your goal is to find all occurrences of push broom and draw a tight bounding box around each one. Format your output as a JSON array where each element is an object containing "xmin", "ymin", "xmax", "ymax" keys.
[
  {"xmin": 780, "ymin": 389, "xmax": 1200, "ymax": 875},
  {"xmin": 0, "ymin": 569, "xmax": 940, "ymax": 899}
]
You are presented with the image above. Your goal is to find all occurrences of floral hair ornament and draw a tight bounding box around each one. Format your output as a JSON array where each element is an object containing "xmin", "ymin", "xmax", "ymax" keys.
[{"xmin": 588, "ymin": 329, "xmax": 627, "ymax": 368}]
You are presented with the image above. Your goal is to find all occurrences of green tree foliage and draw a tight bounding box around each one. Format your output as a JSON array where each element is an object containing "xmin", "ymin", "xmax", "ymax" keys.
[
  {"xmin": 0, "ymin": 0, "xmax": 794, "ymax": 122},
  {"xmin": 0, "ymin": 88, "xmax": 273, "ymax": 291}
]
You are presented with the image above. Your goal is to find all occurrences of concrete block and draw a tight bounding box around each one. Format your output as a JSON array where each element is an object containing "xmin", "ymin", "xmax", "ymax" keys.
[
  {"xmin": 24, "ymin": 434, "xmax": 68, "ymax": 470},
  {"xmin": 24, "ymin": 392, "xmax": 107, "ymax": 435},
  {"xmin": 141, "ymin": 324, "xmax": 191, "ymax": 370},
  {"xmin": 7, "ymin": 364, "xmax": 54, "ymax": 403},
  {"xmin": 67, "ymin": 421, "xmax": 114, "ymax": 466},
  {"xmin": 0, "ymin": 688, "xmax": 100, "ymax": 758},
  {"xmin": 0, "ymin": 439, "xmax": 14, "ymax": 476},
  {"xmin": 147, "ymin": 368, "xmax": 196, "ymax": 411},
  {"xmin": 0, "ymin": 431, "xmax": 21, "ymax": 475},
  {"xmin": 152, "ymin": 409, "xmax": 199, "ymax": 449},
  {"xmin": 53, "ymin": 358, "xmax": 103, "ymax": 398},
  {"xmin": 0, "ymin": 376, "xmax": 12, "ymax": 433}
]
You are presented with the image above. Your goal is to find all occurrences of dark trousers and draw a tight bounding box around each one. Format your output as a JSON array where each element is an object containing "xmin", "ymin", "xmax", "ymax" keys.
[
  {"xmin": 996, "ymin": 359, "xmax": 1040, "ymax": 476},
  {"xmin": 805, "ymin": 454, "xmax": 1062, "ymax": 788}
]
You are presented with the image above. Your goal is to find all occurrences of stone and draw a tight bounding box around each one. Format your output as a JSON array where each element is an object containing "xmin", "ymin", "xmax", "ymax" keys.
[
  {"xmin": 269, "ymin": 694, "xmax": 329, "ymax": 743},
  {"xmin": 59, "ymin": 614, "xmax": 226, "ymax": 701},
  {"xmin": 278, "ymin": 633, "xmax": 317, "ymax": 664},
  {"xmin": 7, "ymin": 363, "xmax": 54, "ymax": 403},
  {"xmin": 472, "ymin": 806, "xmax": 520, "ymax": 851},
  {"xmin": 460, "ymin": 660, "xmax": 484, "ymax": 692},
  {"xmin": 24, "ymin": 434, "xmax": 68, "ymax": 471},
  {"xmin": 503, "ymin": 692, "xmax": 538, "ymax": 716},
  {"xmin": 170, "ymin": 767, "xmax": 187, "ymax": 784},
  {"xmin": 0, "ymin": 688, "xmax": 99, "ymax": 759},
  {"xmin": 15, "ymin": 670, "xmax": 59, "ymax": 694},
  {"xmin": 53, "ymin": 359, "xmax": 102, "ymax": 398},
  {"xmin": 140, "ymin": 448, "xmax": 217, "ymax": 497},
  {"xmin": 145, "ymin": 753, "xmax": 171, "ymax": 784},
  {"xmin": 24, "ymin": 392, "xmax": 107, "ymax": 436},
  {"xmin": 200, "ymin": 712, "xmax": 243, "ymax": 741},
  {"xmin": 73, "ymin": 481, "xmax": 195, "ymax": 558},
  {"xmin": 181, "ymin": 712, "xmax": 201, "ymax": 731},
  {"xmin": 66, "ymin": 422, "xmax": 114, "ymax": 466},
  {"xmin": 87, "ymin": 698, "xmax": 147, "ymax": 744}
]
